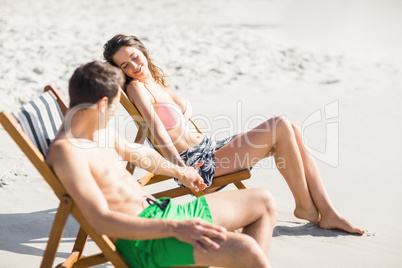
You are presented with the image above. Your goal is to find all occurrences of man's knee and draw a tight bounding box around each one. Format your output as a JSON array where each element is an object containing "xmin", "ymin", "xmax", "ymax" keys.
[
  {"xmin": 255, "ymin": 188, "xmax": 277, "ymax": 220},
  {"xmin": 239, "ymin": 235, "xmax": 268, "ymax": 267},
  {"xmin": 254, "ymin": 188, "xmax": 277, "ymax": 222}
]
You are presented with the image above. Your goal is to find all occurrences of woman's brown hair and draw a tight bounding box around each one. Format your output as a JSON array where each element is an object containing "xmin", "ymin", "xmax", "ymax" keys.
[{"xmin": 103, "ymin": 34, "xmax": 167, "ymax": 87}]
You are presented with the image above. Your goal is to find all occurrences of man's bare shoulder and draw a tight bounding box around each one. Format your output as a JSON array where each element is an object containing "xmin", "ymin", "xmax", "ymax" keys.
[{"xmin": 46, "ymin": 137, "xmax": 89, "ymax": 167}]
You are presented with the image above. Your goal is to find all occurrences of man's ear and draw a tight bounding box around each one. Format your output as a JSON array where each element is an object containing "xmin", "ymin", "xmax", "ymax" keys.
[{"xmin": 97, "ymin": 97, "xmax": 109, "ymax": 113}]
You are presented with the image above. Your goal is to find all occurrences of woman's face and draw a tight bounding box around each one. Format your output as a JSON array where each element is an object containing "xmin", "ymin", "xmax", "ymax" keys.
[{"xmin": 112, "ymin": 46, "xmax": 150, "ymax": 80}]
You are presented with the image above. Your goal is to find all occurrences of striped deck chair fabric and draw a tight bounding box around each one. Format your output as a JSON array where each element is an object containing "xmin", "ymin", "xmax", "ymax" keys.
[
  {"xmin": 12, "ymin": 91, "xmax": 64, "ymax": 157},
  {"xmin": 1, "ymin": 86, "xmax": 132, "ymax": 267}
]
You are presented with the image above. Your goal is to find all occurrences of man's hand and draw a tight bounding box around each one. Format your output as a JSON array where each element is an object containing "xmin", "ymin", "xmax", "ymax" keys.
[
  {"xmin": 177, "ymin": 162, "xmax": 207, "ymax": 191},
  {"xmin": 173, "ymin": 218, "xmax": 227, "ymax": 253}
]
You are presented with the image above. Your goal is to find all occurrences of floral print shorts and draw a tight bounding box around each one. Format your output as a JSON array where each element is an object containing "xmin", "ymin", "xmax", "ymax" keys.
[{"xmin": 176, "ymin": 135, "xmax": 237, "ymax": 187}]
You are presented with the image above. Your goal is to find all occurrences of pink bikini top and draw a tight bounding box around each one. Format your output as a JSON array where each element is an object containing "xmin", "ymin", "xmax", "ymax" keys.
[{"xmin": 143, "ymin": 84, "xmax": 192, "ymax": 130}]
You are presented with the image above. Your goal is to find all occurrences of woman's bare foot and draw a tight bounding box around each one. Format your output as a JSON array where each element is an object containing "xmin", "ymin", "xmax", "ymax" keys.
[
  {"xmin": 319, "ymin": 213, "xmax": 365, "ymax": 235},
  {"xmin": 294, "ymin": 205, "xmax": 320, "ymax": 225}
]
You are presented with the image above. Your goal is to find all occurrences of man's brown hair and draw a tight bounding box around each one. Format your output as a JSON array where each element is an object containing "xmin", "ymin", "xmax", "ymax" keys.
[{"xmin": 69, "ymin": 61, "xmax": 125, "ymax": 108}]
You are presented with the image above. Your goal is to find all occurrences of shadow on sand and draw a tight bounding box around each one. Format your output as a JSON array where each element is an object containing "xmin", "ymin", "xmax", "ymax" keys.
[
  {"xmin": 273, "ymin": 220, "xmax": 361, "ymax": 238},
  {"xmin": 0, "ymin": 208, "xmax": 360, "ymax": 265},
  {"xmin": 0, "ymin": 208, "xmax": 78, "ymax": 258},
  {"xmin": 0, "ymin": 208, "xmax": 110, "ymax": 267}
]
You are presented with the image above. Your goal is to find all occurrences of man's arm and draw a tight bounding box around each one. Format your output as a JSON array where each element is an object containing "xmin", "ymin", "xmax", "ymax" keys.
[
  {"xmin": 114, "ymin": 130, "xmax": 207, "ymax": 191},
  {"xmin": 47, "ymin": 142, "xmax": 224, "ymax": 250}
]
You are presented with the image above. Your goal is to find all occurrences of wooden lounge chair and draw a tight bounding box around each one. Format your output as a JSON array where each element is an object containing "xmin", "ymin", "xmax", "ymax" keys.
[
  {"xmin": 119, "ymin": 89, "xmax": 251, "ymax": 198},
  {"xmin": 0, "ymin": 85, "xmax": 130, "ymax": 268}
]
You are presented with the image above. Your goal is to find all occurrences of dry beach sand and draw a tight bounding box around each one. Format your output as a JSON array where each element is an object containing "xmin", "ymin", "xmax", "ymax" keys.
[{"xmin": 1, "ymin": 0, "xmax": 402, "ymax": 267}]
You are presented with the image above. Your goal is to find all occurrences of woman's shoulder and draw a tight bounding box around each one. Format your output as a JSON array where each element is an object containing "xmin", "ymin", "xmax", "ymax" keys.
[
  {"xmin": 126, "ymin": 79, "xmax": 143, "ymax": 89},
  {"xmin": 126, "ymin": 80, "xmax": 161, "ymax": 105},
  {"xmin": 124, "ymin": 80, "xmax": 150, "ymax": 105},
  {"xmin": 126, "ymin": 79, "xmax": 148, "ymax": 95}
]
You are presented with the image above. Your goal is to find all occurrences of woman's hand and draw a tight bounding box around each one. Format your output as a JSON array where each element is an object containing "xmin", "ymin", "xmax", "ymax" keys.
[
  {"xmin": 172, "ymin": 218, "xmax": 227, "ymax": 253},
  {"xmin": 178, "ymin": 162, "xmax": 207, "ymax": 191}
]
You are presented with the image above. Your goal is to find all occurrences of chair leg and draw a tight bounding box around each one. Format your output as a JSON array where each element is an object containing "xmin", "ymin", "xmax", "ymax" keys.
[
  {"xmin": 234, "ymin": 181, "xmax": 247, "ymax": 189},
  {"xmin": 72, "ymin": 227, "xmax": 88, "ymax": 254},
  {"xmin": 58, "ymin": 216, "xmax": 90, "ymax": 268},
  {"xmin": 40, "ymin": 196, "xmax": 73, "ymax": 268}
]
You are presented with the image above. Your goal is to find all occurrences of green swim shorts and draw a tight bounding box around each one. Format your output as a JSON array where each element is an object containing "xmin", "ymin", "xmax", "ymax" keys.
[{"xmin": 115, "ymin": 196, "xmax": 213, "ymax": 268}]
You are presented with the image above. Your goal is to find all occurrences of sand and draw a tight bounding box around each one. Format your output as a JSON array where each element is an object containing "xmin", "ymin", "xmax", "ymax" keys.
[{"xmin": 1, "ymin": 0, "xmax": 402, "ymax": 267}]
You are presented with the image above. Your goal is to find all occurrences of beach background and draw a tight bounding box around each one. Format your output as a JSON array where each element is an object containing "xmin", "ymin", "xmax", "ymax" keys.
[{"xmin": 1, "ymin": 0, "xmax": 402, "ymax": 267}]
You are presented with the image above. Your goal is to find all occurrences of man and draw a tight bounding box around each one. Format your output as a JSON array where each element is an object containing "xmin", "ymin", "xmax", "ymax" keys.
[{"xmin": 46, "ymin": 61, "xmax": 276, "ymax": 268}]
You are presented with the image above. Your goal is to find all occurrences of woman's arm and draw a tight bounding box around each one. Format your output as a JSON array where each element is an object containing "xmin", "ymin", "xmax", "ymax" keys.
[{"xmin": 126, "ymin": 81, "xmax": 186, "ymax": 166}]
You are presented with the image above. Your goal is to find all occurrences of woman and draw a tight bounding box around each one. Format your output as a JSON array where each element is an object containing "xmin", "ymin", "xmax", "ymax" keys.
[{"xmin": 103, "ymin": 34, "xmax": 364, "ymax": 235}]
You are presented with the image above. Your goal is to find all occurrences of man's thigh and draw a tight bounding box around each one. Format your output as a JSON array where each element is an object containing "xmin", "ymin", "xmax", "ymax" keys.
[
  {"xmin": 204, "ymin": 188, "xmax": 269, "ymax": 230},
  {"xmin": 193, "ymin": 231, "xmax": 257, "ymax": 267}
]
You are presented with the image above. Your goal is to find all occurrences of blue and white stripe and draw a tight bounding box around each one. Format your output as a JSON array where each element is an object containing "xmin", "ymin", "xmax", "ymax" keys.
[{"xmin": 13, "ymin": 92, "xmax": 64, "ymax": 157}]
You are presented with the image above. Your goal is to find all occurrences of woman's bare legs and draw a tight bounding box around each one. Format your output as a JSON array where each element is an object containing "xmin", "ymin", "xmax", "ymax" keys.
[
  {"xmin": 213, "ymin": 116, "xmax": 364, "ymax": 234},
  {"xmin": 291, "ymin": 124, "xmax": 364, "ymax": 234},
  {"xmin": 214, "ymin": 116, "xmax": 319, "ymax": 224},
  {"xmin": 193, "ymin": 188, "xmax": 276, "ymax": 268}
]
